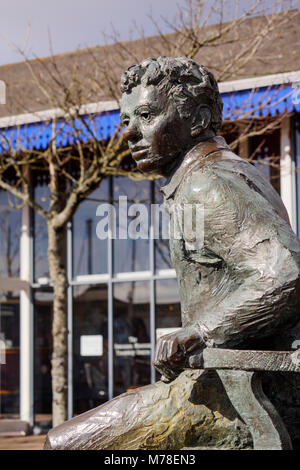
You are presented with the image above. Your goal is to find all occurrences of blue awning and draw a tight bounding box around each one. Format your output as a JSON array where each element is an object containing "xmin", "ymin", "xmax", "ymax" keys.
[
  {"xmin": 0, "ymin": 110, "xmax": 121, "ymax": 152},
  {"xmin": 222, "ymin": 85, "xmax": 300, "ymax": 120},
  {"xmin": 0, "ymin": 85, "xmax": 299, "ymax": 152}
]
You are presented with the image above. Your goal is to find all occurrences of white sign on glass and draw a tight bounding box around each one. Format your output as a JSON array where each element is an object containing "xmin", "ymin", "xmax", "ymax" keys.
[{"xmin": 80, "ymin": 335, "xmax": 103, "ymax": 356}]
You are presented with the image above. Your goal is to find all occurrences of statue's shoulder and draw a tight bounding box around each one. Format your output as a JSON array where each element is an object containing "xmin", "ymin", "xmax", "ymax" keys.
[
  {"xmin": 177, "ymin": 154, "xmax": 240, "ymax": 204},
  {"xmin": 178, "ymin": 150, "xmax": 275, "ymax": 208}
]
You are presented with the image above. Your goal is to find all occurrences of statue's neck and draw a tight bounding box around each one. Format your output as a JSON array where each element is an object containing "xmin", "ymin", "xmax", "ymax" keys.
[{"xmin": 160, "ymin": 131, "xmax": 216, "ymax": 178}]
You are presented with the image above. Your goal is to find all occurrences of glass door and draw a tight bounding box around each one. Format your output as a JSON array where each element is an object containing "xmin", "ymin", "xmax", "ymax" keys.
[
  {"xmin": 0, "ymin": 291, "xmax": 20, "ymax": 418},
  {"xmin": 73, "ymin": 284, "xmax": 108, "ymax": 415}
]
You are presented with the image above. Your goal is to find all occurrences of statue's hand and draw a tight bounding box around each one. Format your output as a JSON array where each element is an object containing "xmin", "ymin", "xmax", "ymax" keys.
[{"xmin": 153, "ymin": 326, "xmax": 204, "ymax": 383}]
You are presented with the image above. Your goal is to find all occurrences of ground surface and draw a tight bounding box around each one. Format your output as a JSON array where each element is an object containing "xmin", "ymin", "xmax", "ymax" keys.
[{"xmin": 0, "ymin": 435, "xmax": 46, "ymax": 450}]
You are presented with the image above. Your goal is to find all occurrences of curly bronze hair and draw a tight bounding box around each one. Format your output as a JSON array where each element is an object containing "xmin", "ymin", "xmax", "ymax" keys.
[{"xmin": 121, "ymin": 57, "xmax": 223, "ymax": 134}]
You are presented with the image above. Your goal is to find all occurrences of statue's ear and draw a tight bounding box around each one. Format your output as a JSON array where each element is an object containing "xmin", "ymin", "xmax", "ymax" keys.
[{"xmin": 191, "ymin": 105, "xmax": 212, "ymax": 137}]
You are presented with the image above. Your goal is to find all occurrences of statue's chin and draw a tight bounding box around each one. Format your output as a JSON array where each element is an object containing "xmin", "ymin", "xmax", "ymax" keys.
[
  {"xmin": 134, "ymin": 153, "xmax": 175, "ymax": 176},
  {"xmin": 134, "ymin": 157, "xmax": 163, "ymax": 175}
]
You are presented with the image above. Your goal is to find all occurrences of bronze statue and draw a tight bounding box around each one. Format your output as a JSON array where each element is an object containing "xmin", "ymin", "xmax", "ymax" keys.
[{"xmin": 44, "ymin": 57, "xmax": 300, "ymax": 450}]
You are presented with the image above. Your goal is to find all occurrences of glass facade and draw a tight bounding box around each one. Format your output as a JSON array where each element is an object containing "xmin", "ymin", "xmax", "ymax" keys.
[
  {"xmin": 73, "ymin": 181, "xmax": 109, "ymax": 277},
  {"xmin": 154, "ymin": 180, "xmax": 172, "ymax": 271},
  {"xmin": 37, "ymin": 175, "xmax": 177, "ymax": 418},
  {"xmin": 69, "ymin": 177, "xmax": 181, "ymax": 413},
  {"xmin": 155, "ymin": 279, "xmax": 181, "ymax": 330},
  {"xmin": 0, "ymin": 192, "xmax": 21, "ymax": 278},
  {"xmin": 20, "ymin": 174, "xmax": 182, "ymax": 420},
  {"xmin": 34, "ymin": 174, "xmax": 50, "ymax": 282},
  {"xmin": 113, "ymin": 281, "xmax": 151, "ymax": 396},
  {"xmin": 113, "ymin": 177, "xmax": 151, "ymax": 274}
]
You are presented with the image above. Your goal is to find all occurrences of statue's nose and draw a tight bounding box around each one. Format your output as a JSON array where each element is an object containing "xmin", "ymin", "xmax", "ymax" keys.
[{"xmin": 123, "ymin": 126, "xmax": 141, "ymax": 143}]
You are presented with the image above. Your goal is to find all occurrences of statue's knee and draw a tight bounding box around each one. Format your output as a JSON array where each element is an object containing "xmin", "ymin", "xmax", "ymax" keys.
[
  {"xmin": 43, "ymin": 424, "xmax": 71, "ymax": 450},
  {"xmin": 43, "ymin": 435, "xmax": 54, "ymax": 450}
]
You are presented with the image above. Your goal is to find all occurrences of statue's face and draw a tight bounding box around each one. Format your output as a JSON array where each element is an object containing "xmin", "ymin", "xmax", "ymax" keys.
[{"xmin": 120, "ymin": 84, "xmax": 194, "ymax": 175}]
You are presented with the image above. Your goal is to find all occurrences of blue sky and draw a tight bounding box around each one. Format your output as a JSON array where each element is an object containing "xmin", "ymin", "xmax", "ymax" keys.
[{"xmin": 0, "ymin": 0, "xmax": 296, "ymax": 66}]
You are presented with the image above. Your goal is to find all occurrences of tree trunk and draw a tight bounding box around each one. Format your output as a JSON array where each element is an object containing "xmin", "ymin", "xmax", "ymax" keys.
[{"xmin": 47, "ymin": 221, "xmax": 68, "ymax": 427}]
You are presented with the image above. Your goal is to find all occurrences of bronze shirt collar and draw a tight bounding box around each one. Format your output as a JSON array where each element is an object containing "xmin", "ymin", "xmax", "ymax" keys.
[{"xmin": 160, "ymin": 135, "xmax": 230, "ymax": 200}]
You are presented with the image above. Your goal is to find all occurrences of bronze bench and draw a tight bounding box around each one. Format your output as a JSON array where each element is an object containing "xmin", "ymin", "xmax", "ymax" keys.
[{"xmin": 189, "ymin": 348, "xmax": 300, "ymax": 450}]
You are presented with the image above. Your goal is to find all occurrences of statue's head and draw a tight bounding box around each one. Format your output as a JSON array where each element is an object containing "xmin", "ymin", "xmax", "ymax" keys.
[{"xmin": 120, "ymin": 57, "xmax": 223, "ymax": 175}]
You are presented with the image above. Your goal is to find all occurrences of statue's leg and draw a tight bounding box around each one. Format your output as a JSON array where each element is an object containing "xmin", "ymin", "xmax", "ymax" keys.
[{"xmin": 44, "ymin": 370, "xmax": 252, "ymax": 450}]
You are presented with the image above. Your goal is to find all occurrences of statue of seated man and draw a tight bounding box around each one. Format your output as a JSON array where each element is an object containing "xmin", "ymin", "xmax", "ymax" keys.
[{"xmin": 44, "ymin": 57, "xmax": 300, "ymax": 450}]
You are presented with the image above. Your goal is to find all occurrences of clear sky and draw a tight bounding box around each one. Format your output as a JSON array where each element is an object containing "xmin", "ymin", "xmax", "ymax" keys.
[
  {"xmin": 0, "ymin": 0, "xmax": 296, "ymax": 66},
  {"xmin": 0, "ymin": 0, "xmax": 183, "ymax": 66}
]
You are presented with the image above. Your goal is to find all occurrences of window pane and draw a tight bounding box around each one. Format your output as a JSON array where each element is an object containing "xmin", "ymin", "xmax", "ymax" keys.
[
  {"xmin": 73, "ymin": 284, "xmax": 108, "ymax": 414},
  {"xmin": 0, "ymin": 191, "xmax": 21, "ymax": 278},
  {"xmin": 155, "ymin": 279, "xmax": 181, "ymax": 381},
  {"xmin": 113, "ymin": 281, "xmax": 151, "ymax": 396},
  {"xmin": 113, "ymin": 177, "xmax": 150, "ymax": 273},
  {"xmin": 154, "ymin": 180, "xmax": 172, "ymax": 271},
  {"xmin": 34, "ymin": 176, "xmax": 50, "ymax": 281},
  {"xmin": 34, "ymin": 289, "xmax": 53, "ymax": 428},
  {"xmin": 249, "ymin": 129, "xmax": 281, "ymax": 194},
  {"xmin": 0, "ymin": 291, "xmax": 20, "ymax": 418},
  {"xmin": 73, "ymin": 181, "xmax": 109, "ymax": 277},
  {"xmin": 155, "ymin": 279, "xmax": 181, "ymax": 330}
]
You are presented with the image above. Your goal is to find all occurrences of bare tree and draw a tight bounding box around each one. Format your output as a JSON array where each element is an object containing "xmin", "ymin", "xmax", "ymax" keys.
[{"xmin": 0, "ymin": 0, "xmax": 299, "ymax": 426}]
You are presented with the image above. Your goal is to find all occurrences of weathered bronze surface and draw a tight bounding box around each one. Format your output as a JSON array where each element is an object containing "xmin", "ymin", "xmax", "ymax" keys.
[
  {"xmin": 44, "ymin": 370, "xmax": 252, "ymax": 450},
  {"xmin": 191, "ymin": 348, "xmax": 300, "ymax": 449},
  {"xmin": 44, "ymin": 57, "xmax": 300, "ymax": 450},
  {"xmin": 191, "ymin": 348, "xmax": 300, "ymax": 372}
]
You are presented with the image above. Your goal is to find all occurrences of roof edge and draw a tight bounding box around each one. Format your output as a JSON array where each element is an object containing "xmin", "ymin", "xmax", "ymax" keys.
[
  {"xmin": 218, "ymin": 70, "xmax": 300, "ymax": 93},
  {"xmin": 0, "ymin": 100, "xmax": 119, "ymax": 129},
  {"xmin": 1, "ymin": 70, "xmax": 300, "ymax": 129}
]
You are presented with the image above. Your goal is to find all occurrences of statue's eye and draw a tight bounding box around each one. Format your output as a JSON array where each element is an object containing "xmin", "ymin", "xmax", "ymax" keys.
[{"xmin": 141, "ymin": 112, "xmax": 150, "ymax": 121}]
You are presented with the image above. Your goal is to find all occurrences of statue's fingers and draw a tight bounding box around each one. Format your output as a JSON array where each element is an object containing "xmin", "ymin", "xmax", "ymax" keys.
[
  {"xmin": 184, "ymin": 334, "xmax": 203, "ymax": 355},
  {"xmin": 154, "ymin": 338, "xmax": 164, "ymax": 363},
  {"xmin": 156, "ymin": 337, "xmax": 169, "ymax": 363},
  {"xmin": 162, "ymin": 338, "xmax": 172, "ymax": 362},
  {"xmin": 153, "ymin": 361, "xmax": 178, "ymax": 382},
  {"xmin": 155, "ymin": 332, "xmax": 176, "ymax": 363},
  {"xmin": 156, "ymin": 365, "xmax": 172, "ymax": 383},
  {"xmin": 153, "ymin": 363, "xmax": 170, "ymax": 380},
  {"xmin": 167, "ymin": 337, "xmax": 179, "ymax": 360},
  {"xmin": 153, "ymin": 340, "xmax": 168, "ymax": 369},
  {"xmin": 160, "ymin": 370, "xmax": 179, "ymax": 383},
  {"xmin": 161, "ymin": 369, "xmax": 178, "ymax": 382},
  {"xmin": 167, "ymin": 340, "xmax": 185, "ymax": 364},
  {"xmin": 160, "ymin": 375, "xmax": 170, "ymax": 383}
]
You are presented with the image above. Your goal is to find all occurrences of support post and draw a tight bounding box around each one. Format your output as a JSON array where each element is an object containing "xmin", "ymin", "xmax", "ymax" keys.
[
  {"xmin": 280, "ymin": 116, "xmax": 297, "ymax": 232},
  {"xmin": 218, "ymin": 370, "xmax": 292, "ymax": 450},
  {"xmin": 20, "ymin": 202, "xmax": 34, "ymax": 426}
]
